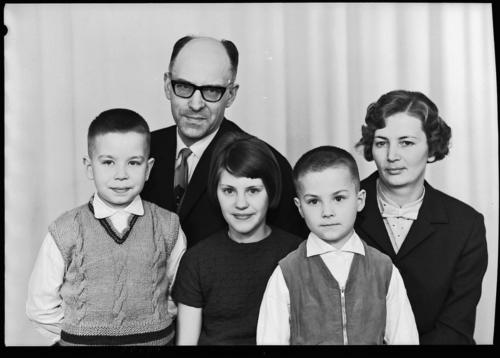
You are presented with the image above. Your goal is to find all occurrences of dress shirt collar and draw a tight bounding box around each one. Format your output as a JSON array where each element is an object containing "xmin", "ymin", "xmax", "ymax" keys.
[
  {"xmin": 176, "ymin": 126, "xmax": 220, "ymax": 161},
  {"xmin": 92, "ymin": 193, "xmax": 144, "ymax": 219},
  {"xmin": 306, "ymin": 231, "xmax": 365, "ymax": 258},
  {"xmin": 376, "ymin": 179, "xmax": 425, "ymax": 220}
]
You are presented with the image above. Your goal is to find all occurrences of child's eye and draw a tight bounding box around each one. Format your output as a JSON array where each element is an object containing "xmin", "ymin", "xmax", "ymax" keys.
[
  {"xmin": 102, "ymin": 160, "xmax": 114, "ymax": 166},
  {"xmin": 306, "ymin": 199, "xmax": 318, "ymax": 205},
  {"xmin": 248, "ymin": 188, "xmax": 261, "ymax": 195},
  {"xmin": 373, "ymin": 141, "xmax": 387, "ymax": 148},
  {"xmin": 222, "ymin": 188, "xmax": 234, "ymax": 195},
  {"xmin": 334, "ymin": 196, "xmax": 346, "ymax": 202}
]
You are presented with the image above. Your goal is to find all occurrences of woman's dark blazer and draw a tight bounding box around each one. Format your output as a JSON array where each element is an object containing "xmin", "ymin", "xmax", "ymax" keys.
[{"xmin": 354, "ymin": 171, "xmax": 488, "ymax": 344}]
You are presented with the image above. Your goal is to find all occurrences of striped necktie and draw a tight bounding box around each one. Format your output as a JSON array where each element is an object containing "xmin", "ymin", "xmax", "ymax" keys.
[{"xmin": 173, "ymin": 147, "xmax": 192, "ymax": 212}]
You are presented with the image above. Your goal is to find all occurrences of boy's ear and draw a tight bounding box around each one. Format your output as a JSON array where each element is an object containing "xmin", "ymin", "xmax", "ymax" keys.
[
  {"xmin": 357, "ymin": 189, "xmax": 366, "ymax": 212},
  {"xmin": 293, "ymin": 197, "xmax": 304, "ymax": 218},
  {"xmin": 145, "ymin": 157, "xmax": 155, "ymax": 181},
  {"xmin": 164, "ymin": 72, "xmax": 172, "ymax": 101},
  {"xmin": 83, "ymin": 156, "xmax": 94, "ymax": 180}
]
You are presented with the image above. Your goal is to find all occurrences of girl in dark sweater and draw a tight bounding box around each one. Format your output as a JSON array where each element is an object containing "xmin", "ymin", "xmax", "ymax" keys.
[{"xmin": 172, "ymin": 132, "xmax": 302, "ymax": 345}]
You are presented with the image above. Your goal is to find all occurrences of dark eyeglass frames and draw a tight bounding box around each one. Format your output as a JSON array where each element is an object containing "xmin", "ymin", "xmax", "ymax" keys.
[{"xmin": 170, "ymin": 79, "xmax": 232, "ymax": 103}]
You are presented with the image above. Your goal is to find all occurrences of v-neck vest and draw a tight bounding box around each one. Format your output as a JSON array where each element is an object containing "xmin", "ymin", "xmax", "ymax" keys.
[
  {"xmin": 279, "ymin": 240, "xmax": 392, "ymax": 345},
  {"xmin": 48, "ymin": 200, "xmax": 179, "ymax": 344}
]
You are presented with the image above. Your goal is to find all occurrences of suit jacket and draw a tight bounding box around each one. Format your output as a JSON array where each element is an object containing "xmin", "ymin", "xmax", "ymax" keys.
[
  {"xmin": 142, "ymin": 118, "xmax": 307, "ymax": 248},
  {"xmin": 354, "ymin": 171, "xmax": 488, "ymax": 344}
]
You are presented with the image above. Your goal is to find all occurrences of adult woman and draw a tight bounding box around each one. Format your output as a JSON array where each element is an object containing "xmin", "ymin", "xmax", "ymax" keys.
[
  {"xmin": 354, "ymin": 90, "xmax": 488, "ymax": 344},
  {"xmin": 172, "ymin": 132, "xmax": 302, "ymax": 345}
]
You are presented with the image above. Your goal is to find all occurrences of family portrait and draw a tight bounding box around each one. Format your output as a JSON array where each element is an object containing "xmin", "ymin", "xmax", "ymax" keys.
[{"xmin": 4, "ymin": 3, "xmax": 497, "ymax": 346}]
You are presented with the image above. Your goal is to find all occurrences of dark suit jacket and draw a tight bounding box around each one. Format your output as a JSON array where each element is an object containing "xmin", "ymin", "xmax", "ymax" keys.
[
  {"xmin": 142, "ymin": 118, "xmax": 307, "ymax": 248},
  {"xmin": 355, "ymin": 171, "xmax": 488, "ymax": 344}
]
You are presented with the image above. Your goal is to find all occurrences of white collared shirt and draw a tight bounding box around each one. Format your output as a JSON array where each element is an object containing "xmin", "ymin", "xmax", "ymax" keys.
[
  {"xmin": 26, "ymin": 194, "xmax": 187, "ymax": 344},
  {"xmin": 377, "ymin": 180, "xmax": 425, "ymax": 253},
  {"xmin": 256, "ymin": 231, "xmax": 419, "ymax": 345},
  {"xmin": 306, "ymin": 229, "xmax": 364, "ymax": 288},
  {"xmin": 176, "ymin": 127, "xmax": 220, "ymax": 183}
]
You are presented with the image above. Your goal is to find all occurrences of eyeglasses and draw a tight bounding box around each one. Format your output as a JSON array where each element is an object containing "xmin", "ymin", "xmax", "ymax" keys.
[{"xmin": 170, "ymin": 79, "xmax": 232, "ymax": 103}]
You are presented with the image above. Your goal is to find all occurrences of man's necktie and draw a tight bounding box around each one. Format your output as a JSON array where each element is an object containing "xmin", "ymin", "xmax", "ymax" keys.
[{"xmin": 173, "ymin": 147, "xmax": 192, "ymax": 212}]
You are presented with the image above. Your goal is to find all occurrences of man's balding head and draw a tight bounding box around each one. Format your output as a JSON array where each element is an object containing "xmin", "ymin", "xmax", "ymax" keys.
[{"xmin": 169, "ymin": 36, "xmax": 239, "ymax": 81}]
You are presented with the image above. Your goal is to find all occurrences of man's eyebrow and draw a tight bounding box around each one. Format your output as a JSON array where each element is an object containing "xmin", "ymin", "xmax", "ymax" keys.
[
  {"xmin": 171, "ymin": 77, "xmax": 192, "ymax": 83},
  {"xmin": 172, "ymin": 77, "xmax": 227, "ymax": 87}
]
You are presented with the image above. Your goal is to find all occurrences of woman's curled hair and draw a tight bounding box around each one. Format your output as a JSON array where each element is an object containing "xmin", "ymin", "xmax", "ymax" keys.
[{"xmin": 356, "ymin": 90, "xmax": 452, "ymax": 163}]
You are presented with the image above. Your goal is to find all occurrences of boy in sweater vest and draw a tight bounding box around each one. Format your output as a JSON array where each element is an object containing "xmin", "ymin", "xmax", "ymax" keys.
[
  {"xmin": 26, "ymin": 109, "xmax": 187, "ymax": 346},
  {"xmin": 256, "ymin": 146, "xmax": 419, "ymax": 345}
]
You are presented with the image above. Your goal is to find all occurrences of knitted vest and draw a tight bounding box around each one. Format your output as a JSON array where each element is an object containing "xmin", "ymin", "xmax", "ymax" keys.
[
  {"xmin": 49, "ymin": 200, "xmax": 179, "ymax": 346},
  {"xmin": 279, "ymin": 239, "xmax": 393, "ymax": 345}
]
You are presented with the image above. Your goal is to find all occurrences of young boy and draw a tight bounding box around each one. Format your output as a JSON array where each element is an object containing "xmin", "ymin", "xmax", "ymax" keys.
[
  {"xmin": 256, "ymin": 146, "xmax": 419, "ymax": 345},
  {"xmin": 26, "ymin": 108, "xmax": 187, "ymax": 346}
]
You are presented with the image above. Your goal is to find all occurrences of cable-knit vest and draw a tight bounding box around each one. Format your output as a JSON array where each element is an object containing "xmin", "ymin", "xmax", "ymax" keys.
[
  {"xmin": 49, "ymin": 200, "xmax": 179, "ymax": 346},
  {"xmin": 279, "ymin": 239, "xmax": 393, "ymax": 345}
]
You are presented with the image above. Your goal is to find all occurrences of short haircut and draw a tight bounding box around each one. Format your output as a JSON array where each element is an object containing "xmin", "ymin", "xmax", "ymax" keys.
[
  {"xmin": 168, "ymin": 35, "xmax": 239, "ymax": 79},
  {"xmin": 87, "ymin": 108, "xmax": 151, "ymax": 157},
  {"xmin": 355, "ymin": 90, "xmax": 452, "ymax": 163},
  {"xmin": 207, "ymin": 132, "xmax": 282, "ymax": 210},
  {"xmin": 293, "ymin": 146, "xmax": 361, "ymax": 194}
]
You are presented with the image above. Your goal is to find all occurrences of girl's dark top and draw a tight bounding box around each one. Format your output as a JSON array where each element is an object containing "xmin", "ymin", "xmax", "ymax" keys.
[{"xmin": 172, "ymin": 226, "xmax": 303, "ymax": 345}]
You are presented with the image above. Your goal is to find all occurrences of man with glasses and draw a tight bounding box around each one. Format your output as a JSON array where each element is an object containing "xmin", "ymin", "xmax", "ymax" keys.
[{"xmin": 142, "ymin": 35, "xmax": 307, "ymax": 248}]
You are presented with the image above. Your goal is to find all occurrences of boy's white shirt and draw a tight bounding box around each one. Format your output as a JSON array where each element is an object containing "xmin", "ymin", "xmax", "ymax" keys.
[
  {"xmin": 25, "ymin": 193, "xmax": 187, "ymax": 344},
  {"xmin": 256, "ymin": 231, "xmax": 419, "ymax": 345}
]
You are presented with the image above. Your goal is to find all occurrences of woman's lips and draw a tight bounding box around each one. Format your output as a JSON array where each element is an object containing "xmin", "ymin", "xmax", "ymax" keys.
[{"xmin": 386, "ymin": 168, "xmax": 405, "ymax": 175}]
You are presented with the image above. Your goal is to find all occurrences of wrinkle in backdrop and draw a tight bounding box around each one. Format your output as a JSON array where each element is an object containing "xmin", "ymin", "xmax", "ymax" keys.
[{"xmin": 4, "ymin": 3, "xmax": 497, "ymax": 345}]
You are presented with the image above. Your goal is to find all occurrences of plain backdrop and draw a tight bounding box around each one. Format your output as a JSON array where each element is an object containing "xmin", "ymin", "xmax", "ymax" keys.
[{"xmin": 4, "ymin": 3, "xmax": 498, "ymax": 345}]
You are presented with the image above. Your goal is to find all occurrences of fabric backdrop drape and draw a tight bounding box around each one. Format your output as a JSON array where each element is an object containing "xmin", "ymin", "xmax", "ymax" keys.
[{"xmin": 5, "ymin": 3, "xmax": 497, "ymax": 345}]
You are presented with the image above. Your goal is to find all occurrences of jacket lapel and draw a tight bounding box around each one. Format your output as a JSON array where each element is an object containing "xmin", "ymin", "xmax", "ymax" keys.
[
  {"xmin": 358, "ymin": 172, "xmax": 449, "ymax": 261},
  {"xmin": 396, "ymin": 181, "xmax": 448, "ymax": 260},
  {"xmin": 148, "ymin": 128, "xmax": 177, "ymax": 211},
  {"xmin": 357, "ymin": 172, "xmax": 397, "ymax": 258}
]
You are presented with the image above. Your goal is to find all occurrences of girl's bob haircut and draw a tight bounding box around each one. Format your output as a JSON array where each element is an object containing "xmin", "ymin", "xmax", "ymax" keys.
[{"xmin": 207, "ymin": 132, "xmax": 282, "ymax": 210}]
